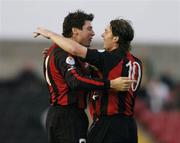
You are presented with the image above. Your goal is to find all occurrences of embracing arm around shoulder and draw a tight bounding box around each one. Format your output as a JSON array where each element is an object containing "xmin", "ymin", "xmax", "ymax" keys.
[{"xmin": 34, "ymin": 27, "xmax": 87, "ymax": 58}]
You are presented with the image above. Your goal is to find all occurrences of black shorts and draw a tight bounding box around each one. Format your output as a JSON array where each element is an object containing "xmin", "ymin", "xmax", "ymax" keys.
[
  {"xmin": 46, "ymin": 105, "xmax": 89, "ymax": 143},
  {"xmin": 87, "ymin": 114, "xmax": 137, "ymax": 143}
]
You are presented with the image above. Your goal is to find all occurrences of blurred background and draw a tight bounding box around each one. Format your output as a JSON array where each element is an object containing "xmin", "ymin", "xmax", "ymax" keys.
[{"xmin": 0, "ymin": 0, "xmax": 180, "ymax": 143}]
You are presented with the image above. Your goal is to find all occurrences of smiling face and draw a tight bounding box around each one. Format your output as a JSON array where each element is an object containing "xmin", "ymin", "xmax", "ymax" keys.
[
  {"xmin": 101, "ymin": 25, "xmax": 119, "ymax": 51},
  {"xmin": 62, "ymin": 10, "xmax": 95, "ymax": 47},
  {"xmin": 73, "ymin": 20, "xmax": 95, "ymax": 47}
]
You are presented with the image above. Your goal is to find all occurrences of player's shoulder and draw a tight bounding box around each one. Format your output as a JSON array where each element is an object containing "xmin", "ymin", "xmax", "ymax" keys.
[
  {"xmin": 133, "ymin": 55, "xmax": 142, "ymax": 63},
  {"xmin": 127, "ymin": 52, "xmax": 142, "ymax": 64},
  {"xmin": 52, "ymin": 48, "xmax": 75, "ymax": 65},
  {"xmin": 52, "ymin": 44, "xmax": 71, "ymax": 57}
]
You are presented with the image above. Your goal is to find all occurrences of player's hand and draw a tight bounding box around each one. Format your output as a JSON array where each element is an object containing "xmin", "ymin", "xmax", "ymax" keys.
[
  {"xmin": 42, "ymin": 48, "xmax": 48, "ymax": 58},
  {"xmin": 33, "ymin": 32, "xmax": 40, "ymax": 38},
  {"xmin": 110, "ymin": 77, "xmax": 136, "ymax": 91},
  {"xmin": 33, "ymin": 27, "xmax": 52, "ymax": 39}
]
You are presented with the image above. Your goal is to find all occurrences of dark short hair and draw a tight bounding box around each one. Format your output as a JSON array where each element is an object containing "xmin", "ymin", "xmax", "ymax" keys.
[
  {"xmin": 110, "ymin": 19, "xmax": 134, "ymax": 52},
  {"xmin": 62, "ymin": 10, "xmax": 94, "ymax": 37}
]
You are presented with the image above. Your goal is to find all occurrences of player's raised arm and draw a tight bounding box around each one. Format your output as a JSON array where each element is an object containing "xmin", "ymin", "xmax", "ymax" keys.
[{"xmin": 33, "ymin": 27, "xmax": 87, "ymax": 58}]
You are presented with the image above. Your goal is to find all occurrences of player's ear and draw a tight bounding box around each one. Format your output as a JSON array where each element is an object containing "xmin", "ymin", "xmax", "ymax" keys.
[
  {"xmin": 113, "ymin": 36, "xmax": 119, "ymax": 43},
  {"xmin": 72, "ymin": 27, "xmax": 78, "ymax": 35}
]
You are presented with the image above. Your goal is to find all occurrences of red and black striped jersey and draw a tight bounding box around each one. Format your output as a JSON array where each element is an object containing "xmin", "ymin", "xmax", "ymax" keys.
[
  {"xmin": 43, "ymin": 44, "xmax": 110, "ymax": 109},
  {"xmin": 86, "ymin": 48, "xmax": 142, "ymax": 117}
]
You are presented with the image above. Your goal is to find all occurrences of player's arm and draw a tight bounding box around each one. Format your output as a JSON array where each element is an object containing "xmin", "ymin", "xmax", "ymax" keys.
[
  {"xmin": 34, "ymin": 27, "xmax": 87, "ymax": 58},
  {"xmin": 56, "ymin": 52, "xmax": 133, "ymax": 92},
  {"xmin": 56, "ymin": 51, "xmax": 106, "ymax": 91},
  {"xmin": 34, "ymin": 27, "xmax": 106, "ymax": 71},
  {"xmin": 65, "ymin": 67, "xmax": 133, "ymax": 92}
]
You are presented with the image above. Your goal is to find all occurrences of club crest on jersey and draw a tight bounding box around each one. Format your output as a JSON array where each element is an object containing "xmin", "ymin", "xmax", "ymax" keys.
[{"xmin": 66, "ymin": 56, "xmax": 75, "ymax": 65}]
